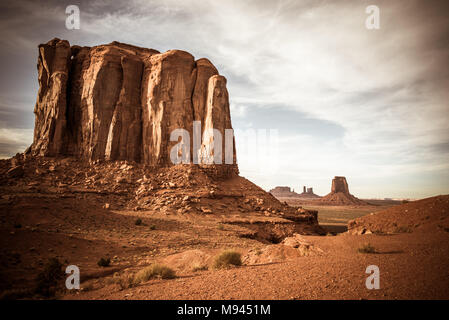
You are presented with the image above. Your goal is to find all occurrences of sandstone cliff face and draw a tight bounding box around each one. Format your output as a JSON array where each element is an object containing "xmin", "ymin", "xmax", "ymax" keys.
[
  {"xmin": 331, "ymin": 176, "xmax": 349, "ymax": 194},
  {"xmin": 32, "ymin": 39, "xmax": 237, "ymax": 173},
  {"xmin": 33, "ymin": 39, "xmax": 71, "ymax": 156},
  {"xmin": 199, "ymin": 75, "xmax": 235, "ymax": 164}
]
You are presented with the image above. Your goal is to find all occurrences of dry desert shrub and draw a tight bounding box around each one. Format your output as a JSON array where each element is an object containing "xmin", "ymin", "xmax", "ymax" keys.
[
  {"xmin": 34, "ymin": 258, "xmax": 64, "ymax": 297},
  {"xmin": 358, "ymin": 243, "xmax": 376, "ymax": 254},
  {"xmin": 394, "ymin": 225, "xmax": 412, "ymax": 233},
  {"xmin": 97, "ymin": 257, "xmax": 111, "ymax": 267},
  {"xmin": 116, "ymin": 274, "xmax": 134, "ymax": 290},
  {"xmin": 191, "ymin": 264, "xmax": 208, "ymax": 272},
  {"xmin": 213, "ymin": 250, "xmax": 242, "ymax": 269},
  {"xmin": 0, "ymin": 258, "xmax": 63, "ymax": 299},
  {"xmin": 133, "ymin": 264, "xmax": 176, "ymax": 284}
]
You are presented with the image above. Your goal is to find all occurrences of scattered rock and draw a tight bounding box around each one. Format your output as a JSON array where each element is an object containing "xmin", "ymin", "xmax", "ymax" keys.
[
  {"xmin": 7, "ymin": 166, "xmax": 24, "ymax": 178},
  {"xmin": 200, "ymin": 207, "xmax": 212, "ymax": 214}
]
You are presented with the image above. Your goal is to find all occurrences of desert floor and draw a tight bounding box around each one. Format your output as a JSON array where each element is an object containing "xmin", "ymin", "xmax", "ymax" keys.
[{"xmin": 1, "ymin": 194, "xmax": 448, "ymax": 300}]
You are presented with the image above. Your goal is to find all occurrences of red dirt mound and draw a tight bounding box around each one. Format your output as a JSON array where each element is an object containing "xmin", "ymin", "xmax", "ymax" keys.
[{"xmin": 347, "ymin": 195, "xmax": 449, "ymax": 234}]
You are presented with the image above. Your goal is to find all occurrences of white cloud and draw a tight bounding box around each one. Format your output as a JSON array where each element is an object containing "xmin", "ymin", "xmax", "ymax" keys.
[{"xmin": 0, "ymin": 128, "xmax": 33, "ymax": 158}]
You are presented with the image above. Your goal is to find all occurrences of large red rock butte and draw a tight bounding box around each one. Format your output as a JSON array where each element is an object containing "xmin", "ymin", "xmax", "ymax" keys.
[
  {"xmin": 5, "ymin": 38, "xmax": 323, "ymax": 240},
  {"xmin": 32, "ymin": 38, "xmax": 237, "ymax": 174},
  {"xmin": 320, "ymin": 176, "xmax": 367, "ymax": 205}
]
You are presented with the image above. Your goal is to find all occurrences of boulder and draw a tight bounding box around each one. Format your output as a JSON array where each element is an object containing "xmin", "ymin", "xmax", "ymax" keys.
[{"xmin": 7, "ymin": 166, "xmax": 24, "ymax": 178}]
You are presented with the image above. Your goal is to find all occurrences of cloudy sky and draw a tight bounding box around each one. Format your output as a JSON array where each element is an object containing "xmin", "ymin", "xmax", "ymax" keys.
[{"xmin": 0, "ymin": 0, "xmax": 448, "ymax": 199}]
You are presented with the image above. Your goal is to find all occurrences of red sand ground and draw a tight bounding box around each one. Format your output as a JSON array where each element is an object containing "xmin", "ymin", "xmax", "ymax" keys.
[{"xmin": 1, "ymin": 156, "xmax": 448, "ymax": 300}]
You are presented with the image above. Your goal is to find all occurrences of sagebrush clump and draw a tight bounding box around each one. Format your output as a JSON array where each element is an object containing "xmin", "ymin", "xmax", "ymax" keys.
[
  {"xmin": 34, "ymin": 258, "xmax": 63, "ymax": 297},
  {"xmin": 213, "ymin": 250, "xmax": 242, "ymax": 269},
  {"xmin": 394, "ymin": 225, "xmax": 412, "ymax": 233},
  {"xmin": 358, "ymin": 243, "xmax": 376, "ymax": 254},
  {"xmin": 192, "ymin": 264, "xmax": 208, "ymax": 272},
  {"xmin": 116, "ymin": 274, "xmax": 134, "ymax": 290},
  {"xmin": 133, "ymin": 264, "xmax": 176, "ymax": 284},
  {"xmin": 97, "ymin": 257, "xmax": 111, "ymax": 267}
]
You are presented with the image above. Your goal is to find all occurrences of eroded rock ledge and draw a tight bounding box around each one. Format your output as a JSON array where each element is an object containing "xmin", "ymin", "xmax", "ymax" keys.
[{"xmin": 32, "ymin": 38, "xmax": 236, "ymax": 173}]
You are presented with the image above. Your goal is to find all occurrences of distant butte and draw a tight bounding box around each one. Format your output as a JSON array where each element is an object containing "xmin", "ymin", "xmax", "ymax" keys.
[{"xmin": 319, "ymin": 176, "xmax": 368, "ymax": 205}]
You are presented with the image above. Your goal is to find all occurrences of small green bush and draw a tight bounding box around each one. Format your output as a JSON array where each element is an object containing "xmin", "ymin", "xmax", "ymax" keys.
[
  {"xmin": 213, "ymin": 250, "xmax": 242, "ymax": 269},
  {"xmin": 135, "ymin": 218, "xmax": 142, "ymax": 226},
  {"xmin": 133, "ymin": 264, "xmax": 176, "ymax": 284},
  {"xmin": 358, "ymin": 243, "xmax": 376, "ymax": 254},
  {"xmin": 217, "ymin": 224, "xmax": 224, "ymax": 230},
  {"xmin": 97, "ymin": 257, "xmax": 111, "ymax": 267},
  {"xmin": 149, "ymin": 224, "xmax": 156, "ymax": 230}
]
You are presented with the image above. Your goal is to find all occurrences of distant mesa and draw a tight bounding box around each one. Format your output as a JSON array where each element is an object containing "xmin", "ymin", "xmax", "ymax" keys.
[
  {"xmin": 269, "ymin": 186, "xmax": 293, "ymax": 196},
  {"xmin": 300, "ymin": 186, "xmax": 321, "ymax": 199},
  {"xmin": 270, "ymin": 185, "xmax": 321, "ymax": 199},
  {"xmin": 269, "ymin": 186, "xmax": 297, "ymax": 197},
  {"xmin": 319, "ymin": 176, "xmax": 367, "ymax": 205}
]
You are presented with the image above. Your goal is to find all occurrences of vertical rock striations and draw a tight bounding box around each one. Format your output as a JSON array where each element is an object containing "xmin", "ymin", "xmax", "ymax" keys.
[
  {"xmin": 199, "ymin": 75, "xmax": 235, "ymax": 165},
  {"xmin": 31, "ymin": 39, "xmax": 237, "ymax": 175},
  {"xmin": 331, "ymin": 176, "xmax": 350, "ymax": 194},
  {"xmin": 33, "ymin": 39, "xmax": 71, "ymax": 156}
]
